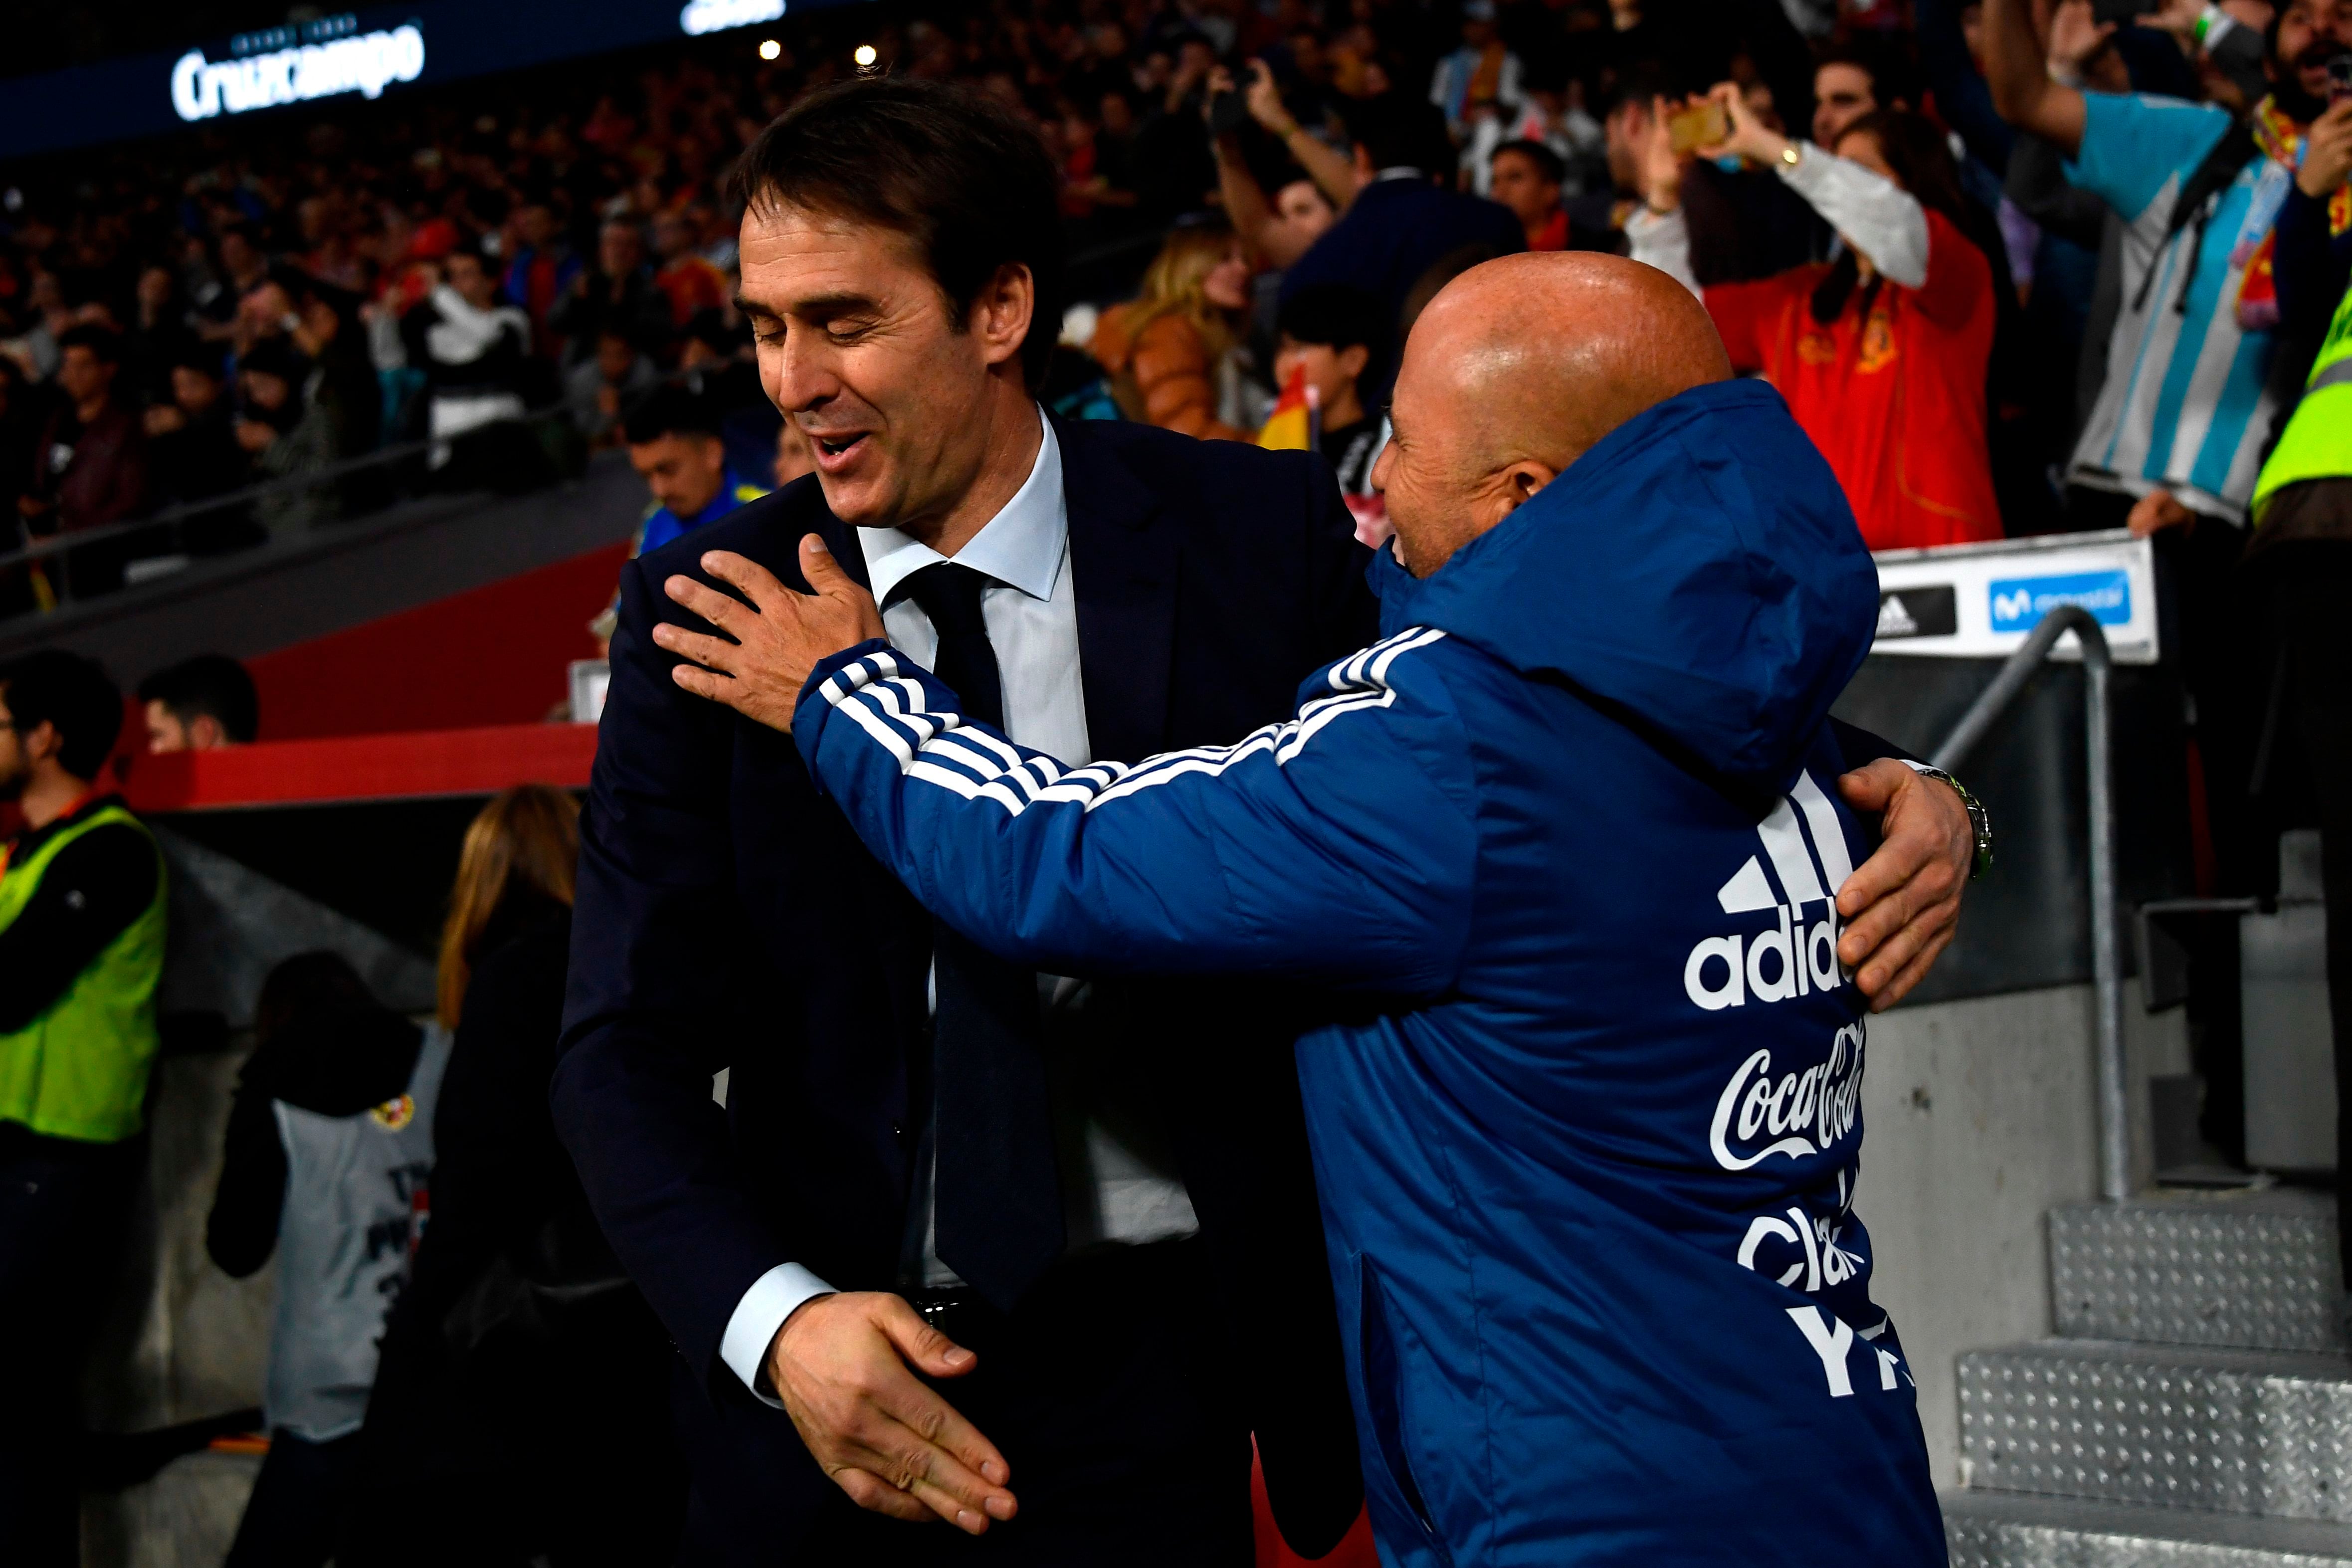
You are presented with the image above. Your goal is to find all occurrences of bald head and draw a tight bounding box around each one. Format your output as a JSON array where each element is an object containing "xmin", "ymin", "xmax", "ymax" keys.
[{"xmin": 1371, "ymin": 252, "xmax": 1732, "ymax": 577}]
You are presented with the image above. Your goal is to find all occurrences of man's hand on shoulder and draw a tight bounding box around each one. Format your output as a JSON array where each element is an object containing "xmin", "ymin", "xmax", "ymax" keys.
[
  {"xmin": 654, "ymin": 535, "xmax": 886, "ymax": 731},
  {"xmin": 765, "ymin": 1291, "xmax": 1017, "ymax": 1533},
  {"xmin": 1833, "ymin": 761, "xmax": 1973, "ymax": 1013}
]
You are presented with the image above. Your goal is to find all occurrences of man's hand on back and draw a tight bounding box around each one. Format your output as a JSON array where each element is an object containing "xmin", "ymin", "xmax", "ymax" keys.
[
  {"xmin": 1833, "ymin": 761, "xmax": 1972, "ymax": 1013},
  {"xmin": 656, "ymin": 536, "xmax": 886, "ymax": 731},
  {"xmin": 766, "ymin": 1291, "xmax": 1017, "ymax": 1533}
]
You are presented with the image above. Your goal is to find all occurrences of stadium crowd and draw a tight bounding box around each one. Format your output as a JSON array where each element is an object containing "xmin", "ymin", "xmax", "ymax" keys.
[
  {"xmin": 12, "ymin": 0, "xmax": 2338, "ymax": 612},
  {"xmin": 9, "ymin": 0, "xmax": 2352, "ymax": 1562}
]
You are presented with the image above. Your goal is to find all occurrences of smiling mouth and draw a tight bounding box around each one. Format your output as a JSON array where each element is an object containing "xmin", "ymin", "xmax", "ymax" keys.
[{"xmin": 809, "ymin": 431, "xmax": 869, "ymax": 463}]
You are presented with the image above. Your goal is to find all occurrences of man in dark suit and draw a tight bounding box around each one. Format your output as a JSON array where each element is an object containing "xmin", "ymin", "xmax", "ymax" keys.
[{"xmin": 555, "ymin": 76, "xmax": 1978, "ymax": 1567}]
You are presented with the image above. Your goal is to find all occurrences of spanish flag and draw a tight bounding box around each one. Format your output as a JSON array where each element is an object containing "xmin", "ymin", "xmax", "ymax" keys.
[{"xmin": 1257, "ymin": 364, "xmax": 1319, "ymax": 450}]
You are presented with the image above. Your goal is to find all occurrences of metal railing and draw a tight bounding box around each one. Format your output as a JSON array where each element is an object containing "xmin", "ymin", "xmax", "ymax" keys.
[
  {"xmin": 1929, "ymin": 605, "xmax": 2125, "ymax": 1201},
  {"xmin": 0, "ymin": 387, "xmax": 609, "ymax": 614}
]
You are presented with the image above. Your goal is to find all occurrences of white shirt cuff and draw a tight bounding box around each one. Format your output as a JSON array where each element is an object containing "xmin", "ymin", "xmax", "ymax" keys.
[{"xmin": 719, "ymin": 1262, "xmax": 837, "ymax": 1408}]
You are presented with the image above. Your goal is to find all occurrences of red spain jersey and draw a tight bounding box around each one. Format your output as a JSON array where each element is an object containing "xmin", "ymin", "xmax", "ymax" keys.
[{"xmin": 1703, "ymin": 208, "xmax": 2002, "ymax": 552}]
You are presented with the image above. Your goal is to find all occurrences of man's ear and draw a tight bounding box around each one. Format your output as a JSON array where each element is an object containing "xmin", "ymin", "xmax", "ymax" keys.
[
  {"xmin": 1501, "ymin": 460, "xmax": 1559, "ymax": 514},
  {"xmin": 971, "ymin": 263, "xmax": 1036, "ymax": 371},
  {"xmin": 20, "ymin": 719, "xmax": 60, "ymax": 766},
  {"xmin": 191, "ymin": 715, "xmax": 225, "ymax": 749},
  {"xmin": 1339, "ymin": 343, "xmax": 1371, "ymax": 382}
]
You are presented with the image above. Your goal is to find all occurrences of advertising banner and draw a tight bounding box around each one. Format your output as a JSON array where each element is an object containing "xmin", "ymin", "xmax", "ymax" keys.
[
  {"xmin": 1868, "ymin": 528, "xmax": 2159, "ymax": 665},
  {"xmin": 0, "ymin": 0, "xmax": 858, "ymax": 163}
]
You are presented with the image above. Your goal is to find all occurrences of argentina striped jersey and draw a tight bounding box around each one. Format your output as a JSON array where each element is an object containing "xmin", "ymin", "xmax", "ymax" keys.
[{"xmin": 2067, "ymin": 93, "xmax": 2281, "ymax": 523}]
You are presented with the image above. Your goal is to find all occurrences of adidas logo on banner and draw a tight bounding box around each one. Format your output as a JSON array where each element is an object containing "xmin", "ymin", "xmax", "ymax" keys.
[{"xmin": 1684, "ymin": 771, "xmax": 1855, "ymax": 1011}]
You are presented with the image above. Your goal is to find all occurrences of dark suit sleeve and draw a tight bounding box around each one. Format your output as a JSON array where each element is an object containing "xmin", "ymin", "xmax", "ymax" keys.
[
  {"xmin": 553, "ymin": 553, "xmax": 791, "ymax": 1384},
  {"xmin": 1829, "ymin": 718, "xmax": 1921, "ymax": 770},
  {"xmin": 1299, "ymin": 451, "xmax": 1381, "ymax": 664}
]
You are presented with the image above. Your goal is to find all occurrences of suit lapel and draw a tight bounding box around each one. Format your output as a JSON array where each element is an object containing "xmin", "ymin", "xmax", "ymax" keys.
[{"xmin": 1056, "ymin": 418, "xmax": 1180, "ymax": 765}]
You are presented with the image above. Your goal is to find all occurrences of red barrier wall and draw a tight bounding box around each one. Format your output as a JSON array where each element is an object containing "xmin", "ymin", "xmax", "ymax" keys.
[{"xmin": 242, "ymin": 540, "xmax": 629, "ymax": 741}]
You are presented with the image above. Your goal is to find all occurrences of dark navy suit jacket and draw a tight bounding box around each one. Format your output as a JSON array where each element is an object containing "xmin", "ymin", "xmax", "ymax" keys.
[{"xmin": 553, "ymin": 416, "xmax": 1376, "ymax": 1560}]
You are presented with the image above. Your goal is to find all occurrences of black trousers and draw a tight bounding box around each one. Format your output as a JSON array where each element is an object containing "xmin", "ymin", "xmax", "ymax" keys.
[
  {"xmin": 0, "ymin": 1125, "xmax": 142, "ymax": 1567},
  {"xmin": 2233, "ymin": 512, "xmax": 2352, "ymax": 1280},
  {"xmin": 224, "ymin": 1431, "xmax": 360, "ymax": 1568},
  {"xmin": 689, "ymin": 1237, "xmax": 1255, "ymax": 1568}
]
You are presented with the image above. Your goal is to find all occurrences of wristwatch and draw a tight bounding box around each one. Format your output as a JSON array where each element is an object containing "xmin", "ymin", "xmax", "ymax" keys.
[{"xmin": 1907, "ymin": 765, "xmax": 1993, "ymax": 880}]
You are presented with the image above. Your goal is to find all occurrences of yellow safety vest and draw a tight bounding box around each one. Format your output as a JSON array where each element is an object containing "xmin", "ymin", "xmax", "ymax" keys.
[
  {"xmin": 2254, "ymin": 281, "xmax": 2352, "ymax": 519},
  {"xmin": 0, "ymin": 803, "xmax": 166, "ymax": 1142}
]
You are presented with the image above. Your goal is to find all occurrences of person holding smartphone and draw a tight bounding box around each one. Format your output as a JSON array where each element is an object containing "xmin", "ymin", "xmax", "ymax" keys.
[{"xmin": 1627, "ymin": 86, "xmax": 2006, "ymax": 551}]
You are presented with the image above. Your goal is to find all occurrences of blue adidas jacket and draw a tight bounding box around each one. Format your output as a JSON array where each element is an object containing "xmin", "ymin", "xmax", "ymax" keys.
[{"xmin": 791, "ymin": 378, "xmax": 1947, "ymax": 1566}]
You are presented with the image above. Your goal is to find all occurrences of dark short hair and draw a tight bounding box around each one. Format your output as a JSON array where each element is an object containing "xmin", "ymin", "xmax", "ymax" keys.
[
  {"xmin": 1600, "ymin": 61, "xmax": 1683, "ymax": 119},
  {"xmin": 1277, "ymin": 285, "xmax": 1382, "ymax": 353},
  {"xmin": 1341, "ymin": 92, "xmax": 1452, "ymax": 176},
  {"xmin": 731, "ymin": 76, "xmax": 1065, "ymax": 391},
  {"xmin": 137, "ymin": 654, "xmax": 259, "ymax": 744},
  {"xmin": 238, "ymin": 336, "xmax": 306, "ymax": 385},
  {"xmin": 1490, "ymin": 138, "xmax": 1566, "ymax": 185},
  {"xmin": 623, "ymin": 384, "xmax": 723, "ymax": 446},
  {"xmin": 0, "ymin": 649, "xmax": 124, "ymax": 781},
  {"xmin": 1816, "ymin": 37, "xmax": 1921, "ymax": 110},
  {"xmin": 169, "ymin": 342, "xmax": 226, "ymax": 378},
  {"xmin": 56, "ymin": 323, "xmax": 123, "ymax": 364}
]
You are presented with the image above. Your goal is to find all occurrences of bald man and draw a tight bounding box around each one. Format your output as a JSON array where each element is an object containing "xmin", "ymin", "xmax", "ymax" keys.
[{"xmin": 659, "ymin": 255, "xmax": 1947, "ymax": 1564}]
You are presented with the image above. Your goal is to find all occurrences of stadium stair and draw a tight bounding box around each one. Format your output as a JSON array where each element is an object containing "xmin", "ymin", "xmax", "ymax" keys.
[{"xmin": 1943, "ymin": 1187, "xmax": 2352, "ymax": 1566}]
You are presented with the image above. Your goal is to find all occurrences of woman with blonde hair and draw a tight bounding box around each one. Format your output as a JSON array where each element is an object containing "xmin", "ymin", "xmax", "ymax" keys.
[
  {"xmin": 1088, "ymin": 219, "xmax": 1258, "ymax": 440},
  {"xmin": 343, "ymin": 784, "xmax": 682, "ymax": 1566}
]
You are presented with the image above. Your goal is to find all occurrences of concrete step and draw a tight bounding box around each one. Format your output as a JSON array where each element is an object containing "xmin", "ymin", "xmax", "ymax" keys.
[
  {"xmin": 2050, "ymin": 1190, "xmax": 2344, "ymax": 1354},
  {"xmin": 80, "ymin": 1448, "xmax": 259, "ymax": 1568},
  {"xmin": 1945, "ymin": 1490, "xmax": 2352, "ymax": 1567},
  {"xmin": 1960, "ymin": 1340, "xmax": 2352, "ymax": 1521}
]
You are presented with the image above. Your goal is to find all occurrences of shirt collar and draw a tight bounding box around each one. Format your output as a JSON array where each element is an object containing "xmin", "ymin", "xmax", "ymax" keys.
[
  {"xmin": 857, "ymin": 410, "xmax": 1066, "ymax": 607},
  {"xmin": 1372, "ymin": 166, "xmax": 1425, "ymax": 183}
]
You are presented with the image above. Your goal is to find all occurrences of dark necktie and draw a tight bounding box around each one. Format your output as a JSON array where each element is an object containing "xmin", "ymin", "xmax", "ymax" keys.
[{"xmin": 895, "ymin": 562, "xmax": 1064, "ymax": 1309}]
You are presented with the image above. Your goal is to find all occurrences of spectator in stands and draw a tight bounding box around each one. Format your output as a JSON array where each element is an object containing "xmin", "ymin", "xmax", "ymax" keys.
[
  {"xmin": 24, "ymin": 325, "xmax": 150, "ymax": 597},
  {"xmin": 549, "ymin": 219, "xmax": 672, "ymax": 372},
  {"xmin": 1208, "ymin": 60, "xmax": 1356, "ymax": 273},
  {"xmin": 775, "ymin": 417, "xmax": 815, "ymax": 489},
  {"xmin": 500, "ymin": 202, "xmax": 582, "ymax": 355},
  {"xmin": 198, "ymin": 224, "xmax": 274, "ymax": 343},
  {"xmin": 1985, "ymin": 0, "xmax": 2345, "ymax": 891},
  {"xmin": 1429, "ymin": 0, "xmax": 1525, "ymax": 144},
  {"xmin": 0, "ymin": 356, "xmax": 42, "ymax": 542},
  {"xmin": 1273, "ymin": 284, "xmax": 1385, "ymax": 492},
  {"xmin": 1277, "ymin": 91, "xmax": 1526, "ymax": 399},
  {"xmin": 205, "ymin": 952, "xmax": 442, "ymax": 1568},
  {"xmin": 623, "ymin": 385, "xmax": 771, "ymax": 555},
  {"xmin": 343, "ymin": 786, "xmax": 683, "ymax": 1567},
  {"xmin": 566, "ymin": 327, "xmax": 658, "ymax": 448},
  {"xmin": 1491, "ymin": 138, "xmax": 1571, "ymax": 250},
  {"xmin": 1989, "ymin": 0, "xmax": 2338, "ymax": 534},
  {"xmin": 402, "ymin": 244, "xmax": 533, "ymax": 480},
  {"xmin": 138, "ymin": 653, "xmax": 259, "ymax": 751},
  {"xmin": 1630, "ymin": 90, "xmax": 2004, "ymax": 550},
  {"xmin": 1813, "ymin": 36, "xmax": 1920, "ymax": 150},
  {"xmin": 145, "ymin": 346, "xmax": 250, "ymax": 508},
  {"xmin": 1089, "ymin": 220, "xmax": 1259, "ymax": 440},
  {"xmin": 237, "ymin": 338, "xmax": 340, "ymax": 533},
  {"xmin": 652, "ymin": 211, "xmax": 731, "ymax": 331},
  {"xmin": 0, "ymin": 650, "xmax": 164, "ymax": 1568}
]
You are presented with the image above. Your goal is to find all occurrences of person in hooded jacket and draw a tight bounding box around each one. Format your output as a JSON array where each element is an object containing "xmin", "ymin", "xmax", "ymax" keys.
[
  {"xmin": 207, "ymin": 952, "xmax": 441, "ymax": 1568},
  {"xmin": 651, "ymin": 251, "xmax": 1954, "ymax": 1565}
]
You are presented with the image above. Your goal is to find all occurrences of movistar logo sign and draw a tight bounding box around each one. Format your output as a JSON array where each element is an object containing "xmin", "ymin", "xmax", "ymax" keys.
[
  {"xmin": 172, "ymin": 24, "xmax": 424, "ymax": 121},
  {"xmin": 1988, "ymin": 568, "xmax": 2130, "ymax": 633}
]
